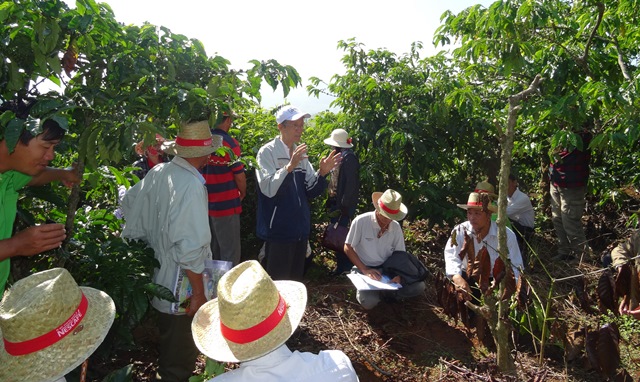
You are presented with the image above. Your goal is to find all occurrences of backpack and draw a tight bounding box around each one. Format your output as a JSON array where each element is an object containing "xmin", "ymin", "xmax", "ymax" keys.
[{"xmin": 382, "ymin": 251, "xmax": 430, "ymax": 285}]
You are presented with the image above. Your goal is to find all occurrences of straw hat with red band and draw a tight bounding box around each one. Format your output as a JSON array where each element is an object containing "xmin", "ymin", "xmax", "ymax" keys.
[
  {"xmin": 0, "ymin": 268, "xmax": 115, "ymax": 382},
  {"xmin": 161, "ymin": 120, "xmax": 223, "ymax": 158},
  {"xmin": 371, "ymin": 189, "xmax": 407, "ymax": 221},
  {"xmin": 191, "ymin": 260, "xmax": 307, "ymax": 363},
  {"xmin": 474, "ymin": 180, "xmax": 497, "ymax": 198},
  {"xmin": 457, "ymin": 192, "xmax": 498, "ymax": 213}
]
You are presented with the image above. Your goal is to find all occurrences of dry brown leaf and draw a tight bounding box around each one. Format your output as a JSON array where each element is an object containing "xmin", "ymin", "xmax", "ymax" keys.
[
  {"xmin": 457, "ymin": 292, "xmax": 470, "ymax": 329},
  {"xmin": 516, "ymin": 274, "xmax": 530, "ymax": 308},
  {"xmin": 629, "ymin": 264, "xmax": 640, "ymax": 311},
  {"xmin": 563, "ymin": 325, "xmax": 585, "ymax": 362},
  {"xmin": 597, "ymin": 269, "xmax": 616, "ymax": 315},
  {"xmin": 597, "ymin": 324, "xmax": 620, "ymax": 378},
  {"xmin": 492, "ymin": 257, "xmax": 506, "ymax": 285},
  {"xmin": 615, "ymin": 263, "xmax": 631, "ymax": 300},
  {"xmin": 476, "ymin": 246, "xmax": 491, "ymax": 294},
  {"xmin": 500, "ymin": 270, "xmax": 517, "ymax": 301},
  {"xmin": 448, "ymin": 284, "xmax": 460, "ymax": 322},
  {"xmin": 614, "ymin": 368, "xmax": 634, "ymax": 382},
  {"xmin": 61, "ymin": 39, "xmax": 78, "ymax": 76},
  {"xmin": 460, "ymin": 230, "xmax": 475, "ymax": 263},
  {"xmin": 435, "ymin": 272, "xmax": 444, "ymax": 307},
  {"xmin": 586, "ymin": 323, "xmax": 620, "ymax": 378},
  {"xmin": 574, "ymin": 276, "xmax": 597, "ymax": 315}
]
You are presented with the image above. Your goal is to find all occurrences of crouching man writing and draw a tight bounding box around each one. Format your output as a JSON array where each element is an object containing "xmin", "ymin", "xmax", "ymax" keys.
[{"xmin": 344, "ymin": 189, "xmax": 427, "ymax": 309}]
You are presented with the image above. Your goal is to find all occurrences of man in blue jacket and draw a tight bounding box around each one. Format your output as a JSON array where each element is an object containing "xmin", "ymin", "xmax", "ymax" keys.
[{"xmin": 256, "ymin": 106, "xmax": 340, "ymax": 281}]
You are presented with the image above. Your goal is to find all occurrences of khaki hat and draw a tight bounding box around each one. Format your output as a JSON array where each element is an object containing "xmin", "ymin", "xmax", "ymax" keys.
[
  {"xmin": 372, "ymin": 189, "xmax": 407, "ymax": 221},
  {"xmin": 162, "ymin": 120, "xmax": 222, "ymax": 158},
  {"xmin": 191, "ymin": 260, "xmax": 307, "ymax": 363},
  {"xmin": 0, "ymin": 268, "xmax": 115, "ymax": 382},
  {"xmin": 457, "ymin": 192, "xmax": 497, "ymax": 213},
  {"xmin": 474, "ymin": 180, "xmax": 497, "ymax": 198},
  {"xmin": 323, "ymin": 128, "xmax": 353, "ymax": 148}
]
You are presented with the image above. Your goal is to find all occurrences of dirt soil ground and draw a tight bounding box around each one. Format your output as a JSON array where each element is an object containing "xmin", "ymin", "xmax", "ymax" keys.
[{"xmin": 88, "ymin": 200, "xmax": 640, "ymax": 382}]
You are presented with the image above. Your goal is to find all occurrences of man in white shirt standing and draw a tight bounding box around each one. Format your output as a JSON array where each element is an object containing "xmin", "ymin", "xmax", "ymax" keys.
[
  {"xmin": 506, "ymin": 174, "xmax": 535, "ymax": 257},
  {"xmin": 191, "ymin": 260, "xmax": 359, "ymax": 382}
]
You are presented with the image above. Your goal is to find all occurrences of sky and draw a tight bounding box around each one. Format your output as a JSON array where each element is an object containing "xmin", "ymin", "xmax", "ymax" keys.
[{"xmin": 64, "ymin": 0, "xmax": 493, "ymax": 114}]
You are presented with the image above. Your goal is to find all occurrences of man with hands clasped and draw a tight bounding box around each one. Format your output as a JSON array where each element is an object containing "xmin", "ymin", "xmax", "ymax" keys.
[{"xmin": 256, "ymin": 105, "xmax": 340, "ymax": 281}]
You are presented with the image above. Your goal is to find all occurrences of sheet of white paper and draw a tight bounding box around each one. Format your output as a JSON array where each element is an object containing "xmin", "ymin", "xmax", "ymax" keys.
[{"xmin": 346, "ymin": 273, "xmax": 402, "ymax": 291}]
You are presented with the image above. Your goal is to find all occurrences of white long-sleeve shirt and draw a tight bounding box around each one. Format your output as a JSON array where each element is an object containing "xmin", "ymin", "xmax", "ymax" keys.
[
  {"xmin": 121, "ymin": 156, "xmax": 212, "ymax": 313},
  {"xmin": 506, "ymin": 188, "xmax": 535, "ymax": 228},
  {"xmin": 208, "ymin": 345, "xmax": 359, "ymax": 382},
  {"xmin": 444, "ymin": 221, "xmax": 523, "ymax": 279}
]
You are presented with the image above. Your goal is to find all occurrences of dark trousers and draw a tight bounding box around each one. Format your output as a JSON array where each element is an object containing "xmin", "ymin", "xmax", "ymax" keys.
[
  {"xmin": 328, "ymin": 203, "xmax": 356, "ymax": 274},
  {"xmin": 510, "ymin": 219, "xmax": 534, "ymax": 263},
  {"xmin": 156, "ymin": 312, "xmax": 199, "ymax": 382},
  {"xmin": 263, "ymin": 240, "xmax": 307, "ymax": 281}
]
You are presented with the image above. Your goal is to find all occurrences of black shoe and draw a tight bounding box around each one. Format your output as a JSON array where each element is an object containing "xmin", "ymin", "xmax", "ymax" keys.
[{"xmin": 380, "ymin": 292, "xmax": 400, "ymax": 304}]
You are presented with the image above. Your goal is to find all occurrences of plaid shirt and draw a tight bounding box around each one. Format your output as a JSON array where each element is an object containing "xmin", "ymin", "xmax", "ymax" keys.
[{"xmin": 550, "ymin": 131, "xmax": 591, "ymax": 188}]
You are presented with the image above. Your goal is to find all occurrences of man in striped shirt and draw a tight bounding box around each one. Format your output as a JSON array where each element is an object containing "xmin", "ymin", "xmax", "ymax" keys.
[{"xmin": 203, "ymin": 111, "xmax": 246, "ymax": 266}]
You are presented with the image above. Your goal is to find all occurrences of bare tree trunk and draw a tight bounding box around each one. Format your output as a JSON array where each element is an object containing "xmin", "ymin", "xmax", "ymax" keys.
[
  {"xmin": 492, "ymin": 74, "xmax": 543, "ymax": 373},
  {"xmin": 538, "ymin": 150, "xmax": 550, "ymax": 214}
]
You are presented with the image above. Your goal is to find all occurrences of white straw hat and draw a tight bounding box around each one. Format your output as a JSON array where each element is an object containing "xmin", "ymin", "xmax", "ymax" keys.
[
  {"xmin": 161, "ymin": 120, "xmax": 222, "ymax": 158},
  {"xmin": 191, "ymin": 260, "xmax": 307, "ymax": 363},
  {"xmin": 474, "ymin": 180, "xmax": 497, "ymax": 198},
  {"xmin": 457, "ymin": 192, "xmax": 497, "ymax": 213},
  {"xmin": 371, "ymin": 189, "xmax": 407, "ymax": 221},
  {"xmin": 0, "ymin": 268, "xmax": 115, "ymax": 382},
  {"xmin": 275, "ymin": 106, "xmax": 310, "ymax": 124},
  {"xmin": 323, "ymin": 128, "xmax": 353, "ymax": 148}
]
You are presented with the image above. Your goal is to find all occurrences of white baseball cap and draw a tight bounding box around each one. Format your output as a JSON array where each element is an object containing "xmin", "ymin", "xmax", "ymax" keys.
[{"xmin": 276, "ymin": 106, "xmax": 311, "ymax": 124}]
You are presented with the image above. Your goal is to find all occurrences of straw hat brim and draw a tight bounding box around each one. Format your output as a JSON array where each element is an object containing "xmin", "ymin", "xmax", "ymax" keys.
[
  {"xmin": 371, "ymin": 192, "xmax": 407, "ymax": 221},
  {"xmin": 457, "ymin": 203, "xmax": 498, "ymax": 213},
  {"xmin": 323, "ymin": 137, "xmax": 352, "ymax": 148},
  {"xmin": 161, "ymin": 140, "xmax": 218, "ymax": 158},
  {"xmin": 0, "ymin": 287, "xmax": 115, "ymax": 382},
  {"xmin": 191, "ymin": 280, "xmax": 307, "ymax": 363}
]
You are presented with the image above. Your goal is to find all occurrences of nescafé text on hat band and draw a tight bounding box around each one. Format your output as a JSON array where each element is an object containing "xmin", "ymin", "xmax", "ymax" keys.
[
  {"xmin": 3, "ymin": 293, "xmax": 88, "ymax": 356},
  {"xmin": 175, "ymin": 137, "xmax": 214, "ymax": 147},
  {"xmin": 379, "ymin": 199, "xmax": 400, "ymax": 215},
  {"xmin": 220, "ymin": 294, "xmax": 287, "ymax": 344}
]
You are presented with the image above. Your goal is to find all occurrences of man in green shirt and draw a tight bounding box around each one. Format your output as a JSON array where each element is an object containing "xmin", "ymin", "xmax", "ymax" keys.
[{"xmin": 0, "ymin": 101, "xmax": 80, "ymax": 296}]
